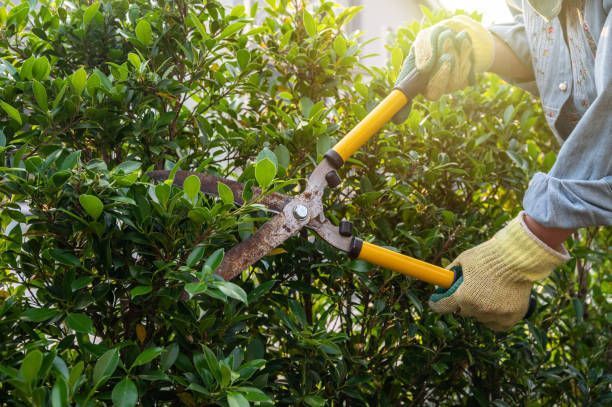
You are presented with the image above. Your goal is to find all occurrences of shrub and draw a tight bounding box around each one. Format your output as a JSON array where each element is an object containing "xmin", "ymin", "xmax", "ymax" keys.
[{"xmin": 1, "ymin": 1, "xmax": 609, "ymax": 405}]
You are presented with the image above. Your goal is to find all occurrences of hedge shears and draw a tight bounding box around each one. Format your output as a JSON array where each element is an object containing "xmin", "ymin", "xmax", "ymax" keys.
[{"xmin": 151, "ymin": 68, "xmax": 460, "ymax": 289}]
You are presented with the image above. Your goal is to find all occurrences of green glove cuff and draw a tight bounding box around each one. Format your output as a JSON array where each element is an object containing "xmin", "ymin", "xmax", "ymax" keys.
[{"xmin": 429, "ymin": 266, "xmax": 463, "ymax": 303}]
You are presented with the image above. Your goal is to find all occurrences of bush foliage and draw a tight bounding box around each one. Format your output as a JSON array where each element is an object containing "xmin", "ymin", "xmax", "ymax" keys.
[{"xmin": 0, "ymin": 1, "xmax": 610, "ymax": 405}]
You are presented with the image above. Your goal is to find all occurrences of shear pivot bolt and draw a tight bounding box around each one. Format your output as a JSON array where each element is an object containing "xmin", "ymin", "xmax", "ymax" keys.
[{"xmin": 292, "ymin": 204, "xmax": 309, "ymax": 221}]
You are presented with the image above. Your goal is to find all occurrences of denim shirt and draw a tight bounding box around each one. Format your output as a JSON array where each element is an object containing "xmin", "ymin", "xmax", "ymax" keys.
[{"xmin": 489, "ymin": 0, "xmax": 611, "ymax": 228}]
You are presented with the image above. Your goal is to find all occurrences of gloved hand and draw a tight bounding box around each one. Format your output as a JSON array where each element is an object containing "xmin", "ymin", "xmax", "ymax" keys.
[
  {"xmin": 429, "ymin": 212, "xmax": 570, "ymax": 331},
  {"xmin": 393, "ymin": 15, "xmax": 495, "ymax": 123}
]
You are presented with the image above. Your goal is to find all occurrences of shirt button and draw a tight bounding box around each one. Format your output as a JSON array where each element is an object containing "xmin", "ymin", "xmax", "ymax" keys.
[{"xmin": 558, "ymin": 82, "xmax": 568, "ymax": 92}]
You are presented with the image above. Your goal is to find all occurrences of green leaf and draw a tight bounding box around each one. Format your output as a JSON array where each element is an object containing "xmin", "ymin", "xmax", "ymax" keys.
[
  {"xmin": 217, "ymin": 182, "xmax": 235, "ymax": 205},
  {"xmin": 130, "ymin": 285, "xmax": 152, "ymax": 299},
  {"xmin": 0, "ymin": 100, "xmax": 22, "ymax": 125},
  {"xmin": 79, "ymin": 194, "xmax": 104, "ymax": 220},
  {"xmin": 83, "ymin": 2, "xmax": 100, "ymax": 28},
  {"xmin": 93, "ymin": 348, "xmax": 119, "ymax": 385},
  {"xmin": 131, "ymin": 347, "xmax": 164, "ymax": 369},
  {"xmin": 155, "ymin": 184, "xmax": 170, "ymax": 207},
  {"xmin": 32, "ymin": 79, "xmax": 48, "ymax": 110},
  {"xmin": 255, "ymin": 158, "xmax": 276, "ymax": 189},
  {"xmin": 51, "ymin": 377, "xmax": 69, "ymax": 407},
  {"xmin": 237, "ymin": 49, "xmax": 250, "ymax": 69},
  {"xmin": 187, "ymin": 245, "xmax": 205, "ymax": 268},
  {"xmin": 71, "ymin": 67, "xmax": 87, "ymax": 95},
  {"xmin": 227, "ymin": 391, "xmax": 250, "ymax": 407},
  {"xmin": 49, "ymin": 249, "xmax": 81, "ymax": 267},
  {"xmin": 65, "ymin": 313, "xmax": 94, "ymax": 334},
  {"xmin": 214, "ymin": 281, "xmax": 248, "ymax": 304},
  {"xmin": 21, "ymin": 308, "xmax": 61, "ymax": 322},
  {"xmin": 20, "ymin": 350, "xmax": 43, "ymax": 384},
  {"xmin": 304, "ymin": 395, "xmax": 326, "ymax": 407},
  {"xmin": 391, "ymin": 47, "xmax": 403, "ymax": 72},
  {"xmin": 303, "ymin": 10, "xmax": 317, "ymax": 37},
  {"xmin": 112, "ymin": 377, "xmax": 138, "ymax": 407},
  {"xmin": 183, "ymin": 174, "xmax": 201, "ymax": 201},
  {"xmin": 204, "ymin": 248, "xmax": 224, "ymax": 272},
  {"xmin": 219, "ymin": 21, "xmax": 246, "ymax": 39},
  {"xmin": 274, "ymin": 144, "xmax": 291, "ymax": 169},
  {"xmin": 86, "ymin": 72, "xmax": 101, "ymax": 95},
  {"xmin": 135, "ymin": 20, "xmax": 153, "ymax": 45},
  {"xmin": 160, "ymin": 343, "xmax": 180, "ymax": 371},
  {"xmin": 185, "ymin": 282, "xmax": 208, "ymax": 297},
  {"xmin": 235, "ymin": 386, "xmax": 272, "ymax": 402}
]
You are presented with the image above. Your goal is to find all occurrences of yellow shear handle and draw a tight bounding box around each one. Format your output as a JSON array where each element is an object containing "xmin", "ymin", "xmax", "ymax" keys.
[
  {"xmin": 357, "ymin": 241, "xmax": 455, "ymax": 288},
  {"xmin": 332, "ymin": 90, "xmax": 408, "ymax": 162}
]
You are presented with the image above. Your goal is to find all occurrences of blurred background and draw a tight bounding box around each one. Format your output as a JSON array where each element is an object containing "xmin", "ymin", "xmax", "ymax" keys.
[{"xmin": 222, "ymin": 0, "xmax": 515, "ymax": 65}]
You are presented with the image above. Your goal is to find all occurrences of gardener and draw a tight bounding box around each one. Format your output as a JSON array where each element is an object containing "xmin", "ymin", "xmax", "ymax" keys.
[{"xmin": 393, "ymin": 0, "xmax": 611, "ymax": 331}]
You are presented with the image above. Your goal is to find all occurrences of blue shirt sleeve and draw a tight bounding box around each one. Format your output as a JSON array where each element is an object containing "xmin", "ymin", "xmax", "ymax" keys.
[{"xmin": 522, "ymin": 10, "xmax": 612, "ymax": 228}]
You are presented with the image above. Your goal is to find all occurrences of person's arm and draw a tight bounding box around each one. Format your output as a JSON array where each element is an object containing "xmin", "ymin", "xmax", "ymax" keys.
[
  {"xmin": 523, "ymin": 214, "xmax": 575, "ymax": 251},
  {"xmin": 489, "ymin": 35, "xmax": 534, "ymax": 82}
]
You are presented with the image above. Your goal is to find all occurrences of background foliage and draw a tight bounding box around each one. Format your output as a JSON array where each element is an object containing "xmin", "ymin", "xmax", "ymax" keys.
[{"xmin": 0, "ymin": 0, "xmax": 610, "ymax": 405}]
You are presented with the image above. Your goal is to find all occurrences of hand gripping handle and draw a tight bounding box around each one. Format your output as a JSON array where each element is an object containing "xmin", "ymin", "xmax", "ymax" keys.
[{"xmin": 324, "ymin": 68, "xmax": 428, "ymax": 168}]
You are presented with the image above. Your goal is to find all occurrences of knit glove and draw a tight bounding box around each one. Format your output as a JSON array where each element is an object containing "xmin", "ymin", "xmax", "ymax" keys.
[
  {"xmin": 429, "ymin": 212, "xmax": 570, "ymax": 331},
  {"xmin": 393, "ymin": 15, "xmax": 495, "ymax": 123}
]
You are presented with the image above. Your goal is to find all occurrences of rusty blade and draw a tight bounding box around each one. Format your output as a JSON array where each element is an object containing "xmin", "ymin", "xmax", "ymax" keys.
[
  {"xmin": 216, "ymin": 212, "xmax": 297, "ymax": 280},
  {"xmin": 148, "ymin": 170, "xmax": 291, "ymax": 212}
]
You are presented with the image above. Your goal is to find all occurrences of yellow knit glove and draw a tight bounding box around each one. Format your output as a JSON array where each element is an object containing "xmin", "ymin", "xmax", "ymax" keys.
[
  {"xmin": 394, "ymin": 15, "xmax": 494, "ymax": 103},
  {"xmin": 429, "ymin": 212, "xmax": 570, "ymax": 331}
]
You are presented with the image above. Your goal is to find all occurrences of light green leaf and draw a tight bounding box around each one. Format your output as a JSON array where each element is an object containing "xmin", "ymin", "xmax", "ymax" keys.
[
  {"xmin": 83, "ymin": 2, "xmax": 100, "ymax": 28},
  {"xmin": 86, "ymin": 72, "xmax": 101, "ymax": 95},
  {"xmin": 93, "ymin": 348, "xmax": 119, "ymax": 385},
  {"xmin": 71, "ymin": 67, "xmax": 87, "ymax": 95},
  {"xmin": 130, "ymin": 285, "xmax": 152, "ymax": 299},
  {"xmin": 79, "ymin": 194, "xmax": 104, "ymax": 220},
  {"xmin": 255, "ymin": 158, "xmax": 276, "ymax": 189},
  {"xmin": 214, "ymin": 280, "xmax": 248, "ymax": 304},
  {"xmin": 183, "ymin": 174, "xmax": 201, "ymax": 201},
  {"xmin": 32, "ymin": 56, "xmax": 50, "ymax": 80},
  {"xmin": 135, "ymin": 20, "xmax": 153, "ymax": 45},
  {"xmin": 127, "ymin": 52, "xmax": 141, "ymax": 69},
  {"xmin": 32, "ymin": 79, "xmax": 48, "ymax": 110},
  {"xmin": 20, "ymin": 350, "xmax": 42, "ymax": 384},
  {"xmin": 112, "ymin": 377, "xmax": 138, "ymax": 407},
  {"xmin": 0, "ymin": 100, "xmax": 22, "ymax": 125},
  {"xmin": 131, "ymin": 347, "xmax": 164, "ymax": 369},
  {"xmin": 303, "ymin": 10, "xmax": 317, "ymax": 37},
  {"xmin": 65, "ymin": 313, "xmax": 94, "ymax": 334},
  {"xmin": 227, "ymin": 391, "xmax": 250, "ymax": 407},
  {"xmin": 333, "ymin": 35, "xmax": 347, "ymax": 57},
  {"xmin": 217, "ymin": 182, "xmax": 235, "ymax": 205},
  {"xmin": 20, "ymin": 56, "xmax": 35, "ymax": 80}
]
